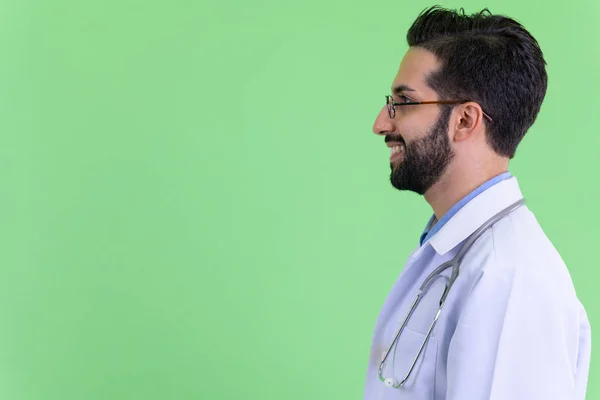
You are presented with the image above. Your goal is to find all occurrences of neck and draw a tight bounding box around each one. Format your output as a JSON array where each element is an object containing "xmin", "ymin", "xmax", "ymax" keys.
[{"xmin": 424, "ymin": 158, "xmax": 509, "ymax": 219}]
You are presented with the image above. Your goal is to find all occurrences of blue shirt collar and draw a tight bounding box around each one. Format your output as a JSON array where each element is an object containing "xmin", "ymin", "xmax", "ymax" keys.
[{"xmin": 420, "ymin": 171, "xmax": 513, "ymax": 246}]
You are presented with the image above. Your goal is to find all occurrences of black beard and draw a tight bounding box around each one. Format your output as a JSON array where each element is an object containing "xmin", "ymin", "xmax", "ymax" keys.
[{"xmin": 389, "ymin": 107, "xmax": 454, "ymax": 195}]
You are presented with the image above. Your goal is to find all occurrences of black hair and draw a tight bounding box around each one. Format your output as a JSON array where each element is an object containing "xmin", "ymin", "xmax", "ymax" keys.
[{"xmin": 407, "ymin": 5, "xmax": 547, "ymax": 158}]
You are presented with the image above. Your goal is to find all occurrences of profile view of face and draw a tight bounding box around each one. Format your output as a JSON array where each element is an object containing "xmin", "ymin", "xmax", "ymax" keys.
[{"xmin": 372, "ymin": 47, "xmax": 454, "ymax": 195}]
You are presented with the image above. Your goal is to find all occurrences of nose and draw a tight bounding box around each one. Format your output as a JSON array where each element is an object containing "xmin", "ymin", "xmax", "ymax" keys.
[{"xmin": 373, "ymin": 106, "xmax": 395, "ymax": 136}]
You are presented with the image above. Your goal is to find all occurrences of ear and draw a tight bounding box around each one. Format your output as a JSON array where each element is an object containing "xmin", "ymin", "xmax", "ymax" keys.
[{"xmin": 451, "ymin": 102, "xmax": 485, "ymax": 142}]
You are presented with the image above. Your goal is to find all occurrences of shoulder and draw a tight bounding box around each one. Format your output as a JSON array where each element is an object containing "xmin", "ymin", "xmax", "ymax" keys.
[{"xmin": 460, "ymin": 206, "xmax": 578, "ymax": 304}]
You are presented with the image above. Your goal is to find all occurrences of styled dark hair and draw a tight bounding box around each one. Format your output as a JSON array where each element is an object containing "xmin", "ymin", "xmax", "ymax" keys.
[{"xmin": 407, "ymin": 6, "xmax": 547, "ymax": 158}]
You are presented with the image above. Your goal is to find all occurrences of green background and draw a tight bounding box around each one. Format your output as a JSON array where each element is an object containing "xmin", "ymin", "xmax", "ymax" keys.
[{"xmin": 1, "ymin": 0, "xmax": 598, "ymax": 398}]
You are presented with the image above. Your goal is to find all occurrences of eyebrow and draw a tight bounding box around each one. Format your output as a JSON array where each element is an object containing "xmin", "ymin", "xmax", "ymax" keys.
[{"xmin": 392, "ymin": 84, "xmax": 416, "ymax": 95}]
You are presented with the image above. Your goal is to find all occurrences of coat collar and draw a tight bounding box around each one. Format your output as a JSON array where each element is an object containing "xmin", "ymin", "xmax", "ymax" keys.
[{"xmin": 424, "ymin": 176, "xmax": 524, "ymax": 255}]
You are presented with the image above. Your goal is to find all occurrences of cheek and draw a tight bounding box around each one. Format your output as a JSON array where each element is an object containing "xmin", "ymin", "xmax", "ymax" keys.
[
  {"xmin": 395, "ymin": 108, "xmax": 441, "ymax": 141},
  {"xmin": 397, "ymin": 121, "xmax": 426, "ymax": 143}
]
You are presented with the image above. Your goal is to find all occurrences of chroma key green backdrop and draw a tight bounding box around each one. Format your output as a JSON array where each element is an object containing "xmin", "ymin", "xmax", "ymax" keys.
[{"xmin": 0, "ymin": 0, "xmax": 598, "ymax": 398}]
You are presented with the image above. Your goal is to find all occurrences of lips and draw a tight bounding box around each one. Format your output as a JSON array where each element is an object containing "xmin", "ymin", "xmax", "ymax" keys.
[
  {"xmin": 385, "ymin": 138, "xmax": 406, "ymax": 163},
  {"xmin": 389, "ymin": 143, "xmax": 405, "ymax": 163}
]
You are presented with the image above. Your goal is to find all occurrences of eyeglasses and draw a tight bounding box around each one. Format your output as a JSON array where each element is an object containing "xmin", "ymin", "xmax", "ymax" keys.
[{"xmin": 385, "ymin": 95, "xmax": 493, "ymax": 122}]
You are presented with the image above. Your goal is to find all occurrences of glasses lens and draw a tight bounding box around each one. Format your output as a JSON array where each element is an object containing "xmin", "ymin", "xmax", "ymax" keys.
[{"xmin": 386, "ymin": 96, "xmax": 394, "ymax": 118}]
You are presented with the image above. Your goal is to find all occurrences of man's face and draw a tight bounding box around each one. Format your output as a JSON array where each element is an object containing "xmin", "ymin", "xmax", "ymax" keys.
[{"xmin": 372, "ymin": 47, "xmax": 454, "ymax": 195}]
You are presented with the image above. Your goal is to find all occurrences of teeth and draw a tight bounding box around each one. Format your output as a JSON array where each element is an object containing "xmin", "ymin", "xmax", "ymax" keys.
[{"xmin": 390, "ymin": 145, "xmax": 404, "ymax": 155}]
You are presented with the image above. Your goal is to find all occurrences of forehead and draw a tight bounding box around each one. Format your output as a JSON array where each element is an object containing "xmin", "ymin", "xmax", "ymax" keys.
[{"xmin": 391, "ymin": 47, "xmax": 440, "ymax": 96}]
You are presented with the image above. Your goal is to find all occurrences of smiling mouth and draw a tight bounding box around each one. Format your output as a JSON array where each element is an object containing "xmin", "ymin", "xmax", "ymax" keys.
[{"xmin": 389, "ymin": 143, "xmax": 405, "ymax": 163}]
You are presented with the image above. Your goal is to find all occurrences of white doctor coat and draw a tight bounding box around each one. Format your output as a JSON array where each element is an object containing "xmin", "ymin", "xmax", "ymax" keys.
[{"xmin": 363, "ymin": 176, "xmax": 591, "ymax": 400}]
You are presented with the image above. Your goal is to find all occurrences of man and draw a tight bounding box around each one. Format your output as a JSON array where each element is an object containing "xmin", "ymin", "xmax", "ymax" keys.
[{"xmin": 364, "ymin": 6, "xmax": 591, "ymax": 400}]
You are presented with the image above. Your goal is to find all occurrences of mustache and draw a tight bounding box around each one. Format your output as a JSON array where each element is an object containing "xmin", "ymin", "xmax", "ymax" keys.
[{"xmin": 385, "ymin": 134, "xmax": 406, "ymax": 146}]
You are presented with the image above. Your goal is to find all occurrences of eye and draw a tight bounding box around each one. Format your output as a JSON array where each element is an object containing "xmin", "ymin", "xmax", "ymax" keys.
[{"xmin": 398, "ymin": 95, "xmax": 412, "ymax": 103}]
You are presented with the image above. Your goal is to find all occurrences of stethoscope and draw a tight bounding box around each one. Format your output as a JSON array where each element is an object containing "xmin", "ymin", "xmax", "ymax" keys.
[{"xmin": 378, "ymin": 197, "xmax": 526, "ymax": 388}]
